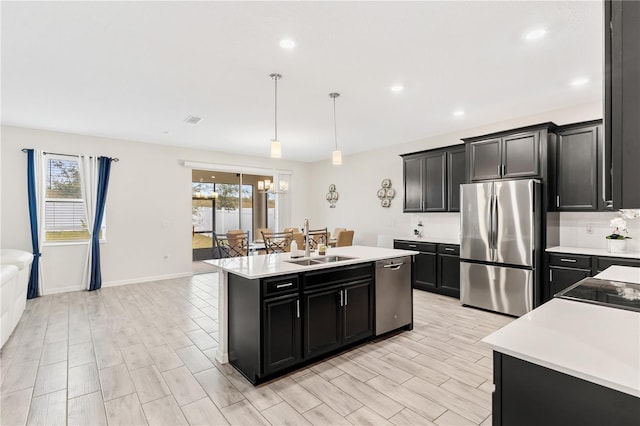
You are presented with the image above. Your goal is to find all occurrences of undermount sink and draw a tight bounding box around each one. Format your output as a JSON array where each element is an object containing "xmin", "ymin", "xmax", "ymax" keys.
[
  {"xmin": 285, "ymin": 255, "xmax": 356, "ymax": 266},
  {"xmin": 285, "ymin": 258, "xmax": 318, "ymax": 266},
  {"xmin": 311, "ymin": 255, "xmax": 356, "ymax": 263}
]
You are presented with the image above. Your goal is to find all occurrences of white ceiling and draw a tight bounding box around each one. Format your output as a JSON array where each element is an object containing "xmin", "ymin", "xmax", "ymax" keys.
[{"xmin": 1, "ymin": 1, "xmax": 603, "ymax": 162}]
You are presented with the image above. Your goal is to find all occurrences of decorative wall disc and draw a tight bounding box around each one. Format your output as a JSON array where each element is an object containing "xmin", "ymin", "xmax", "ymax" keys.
[{"xmin": 377, "ymin": 179, "xmax": 395, "ymax": 207}]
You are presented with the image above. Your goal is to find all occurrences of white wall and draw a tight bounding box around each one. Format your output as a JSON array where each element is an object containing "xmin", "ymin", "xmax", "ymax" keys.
[
  {"xmin": 1, "ymin": 126, "xmax": 312, "ymax": 294},
  {"xmin": 308, "ymin": 101, "xmax": 603, "ymax": 247}
]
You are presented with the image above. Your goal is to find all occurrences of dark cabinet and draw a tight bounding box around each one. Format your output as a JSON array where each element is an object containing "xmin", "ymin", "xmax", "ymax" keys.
[
  {"xmin": 468, "ymin": 131, "xmax": 541, "ymax": 181},
  {"xmin": 263, "ymin": 294, "xmax": 301, "ymax": 375},
  {"xmin": 303, "ymin": 264, "xmax": 373, "ymax": 360},
  {"xmin": 401, "ymin": 144, "xmax": 465, "ymax": 213},
  {"xmin": 403, "ymin": 155, "xmax": 424, "ymax": 212},
  {"xmin": 394, "ymin": 240, "xmax": 460, "ymax": 298},
  {"xmin": 447, "ymin": 148, "xmax": 466, "ymax": 212},
  {"xmin": 424, "ymin": 151, "xmax": 447, "ymax": 212},
  {"xmin": 606, "ymin": 0, "xmax": 640, "ymax": 209},
  {"xmin": 303, "ymin": 286, "xmax": 342, "ymax": 358},
  {"xmin": 555, "ymin": 121, "xmax": 606, "ymax": 211},
  {"xmin": 437, "ymin": 245, "xmax": 461, "ymax": 297},
  {"xmin": 546, "ymin": 253, "xmax": 592, "ymax": 301}
]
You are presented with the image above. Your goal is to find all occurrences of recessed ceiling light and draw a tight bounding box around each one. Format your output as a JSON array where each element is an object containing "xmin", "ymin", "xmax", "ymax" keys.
[
  {"xmin": 453, "ymin": 110, "xmax": 465, "ymax": 117},
  {"xmin": 184, "ymin": 115, "xmax": 202, "ymax": 124},
  {"xmin": 279, "ymin": 39, "xmax": 295, "ymax": 49},
  {"xmin": 390, "ymin": 85, "xmax": 404, "ymax": 93},
  {"xmin": 571, "ymin": 77, "xmax": 589, "ymax": 87},
  {"xmin": 525, "ymin": 28, "xmax": 547, "ymax": 41}
]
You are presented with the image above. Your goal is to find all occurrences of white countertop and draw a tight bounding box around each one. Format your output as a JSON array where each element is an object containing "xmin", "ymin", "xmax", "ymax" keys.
[
  {"xmin": 205, "ymin": 245, "xmax": 418, "ymax": 279},
  {"xmin": 546, "ymin": 246, "xmax": 640, "ymax": 260},
  {"xmin": 395, "ymin": 236, "xmax": 460, "ymax": 245},
  {"xmin": 482, "ymin": 266, "xmax": 640, "ymax": 397}
]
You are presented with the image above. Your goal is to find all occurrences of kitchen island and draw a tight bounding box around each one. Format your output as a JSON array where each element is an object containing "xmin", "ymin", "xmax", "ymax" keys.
[
  {"xmin": 482, "ymin": 265, "xmax": 640, "ymax": 425},
  {"xmin": 206, "ymin": 245, "xmax": 417, "ymax": 384}
]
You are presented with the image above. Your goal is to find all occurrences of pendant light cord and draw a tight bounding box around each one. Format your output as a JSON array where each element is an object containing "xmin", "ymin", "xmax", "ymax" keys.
[
  {"xmin": 274, "ymin": 76, "xmax": 278, "ymax": 141},
  {"xmin": 333, "ymin": 96, "xmax": 338, "ymax": 150}
]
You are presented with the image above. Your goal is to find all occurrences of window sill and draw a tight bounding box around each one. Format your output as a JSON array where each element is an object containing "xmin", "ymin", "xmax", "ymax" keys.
[{"xmin": 43, "ymin": 240, "xmax": 106, "ymax": 247}]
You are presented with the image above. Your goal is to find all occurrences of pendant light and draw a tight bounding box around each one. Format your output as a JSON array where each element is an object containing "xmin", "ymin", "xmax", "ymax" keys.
[
  {"xmin": 269, "ymin": 73, "xmax": 282, "ymax": 158},
  {"xmin": 329, "ymin": 92, "xmax": 342, "ymax": 165}
]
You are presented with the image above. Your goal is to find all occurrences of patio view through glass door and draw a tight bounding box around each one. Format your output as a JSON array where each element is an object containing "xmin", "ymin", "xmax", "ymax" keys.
[{"xmin": 192, "ymin": 170, "xmax": 274, "ymax": 261}]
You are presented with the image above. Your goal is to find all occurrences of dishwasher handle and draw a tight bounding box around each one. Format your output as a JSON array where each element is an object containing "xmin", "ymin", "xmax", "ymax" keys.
[{"xmin": 383, "ymin": 263, "xmax": 404, "ymax": 270}]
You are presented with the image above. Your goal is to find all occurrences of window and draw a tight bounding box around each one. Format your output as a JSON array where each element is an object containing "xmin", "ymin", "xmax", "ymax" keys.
[{"xmin": 44, "ymin": 156, "xmax": 105, "ymax": 242}]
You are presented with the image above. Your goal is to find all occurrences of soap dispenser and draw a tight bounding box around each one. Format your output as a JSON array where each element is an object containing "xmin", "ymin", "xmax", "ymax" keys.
[{"xmin": 290, "ymin": 239, "xmax": 299, "ymax": 258}]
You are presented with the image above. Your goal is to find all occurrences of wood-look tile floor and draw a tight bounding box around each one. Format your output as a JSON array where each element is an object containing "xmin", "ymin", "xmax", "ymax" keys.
[{"xmin": 0, "ymin": 273, "xmax": 513, "ymax": 426}]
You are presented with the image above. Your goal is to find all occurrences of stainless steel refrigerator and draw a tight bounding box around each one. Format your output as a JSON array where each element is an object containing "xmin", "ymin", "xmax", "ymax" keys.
[{"xmin": 460, "ymin": 179, "xmax": 541, "ymax": 317}]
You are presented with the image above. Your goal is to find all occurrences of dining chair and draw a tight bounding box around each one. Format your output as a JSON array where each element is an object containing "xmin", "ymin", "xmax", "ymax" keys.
[
  {"xmin": 254, "ymin": 228, "xmax": 272, "ymax": 242},
  {"xmin": 211, "ymin": 232, "xmax": 229, "ymax": 258},
  {"xmin": 335, "ymin": 230, "xmax": 354, "ymax": 247},
  {"xmin": 220, "ymin": 230, "xmax": 249, "ymax": 257},
  {"xmin": 307, "ymin": 228, "xmax": 329, "ymax": 250},
  {"xmin": 262, "ymin": 230, "xmax": 294, "ymax": 254},
  {"xmin": 283, "ymin": 227, "xmax": 300, "ymax": 234}
]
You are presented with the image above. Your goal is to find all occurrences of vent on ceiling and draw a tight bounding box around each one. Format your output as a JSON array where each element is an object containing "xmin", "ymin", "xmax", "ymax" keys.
[{"xmin": 184, "ymin": 115, "xmax": 203, "ymax": 124}]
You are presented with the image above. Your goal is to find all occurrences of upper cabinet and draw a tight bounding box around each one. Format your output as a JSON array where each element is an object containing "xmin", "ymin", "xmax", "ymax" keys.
[
  {"xmin": 606, "ymin": 0, "xmax": 640, "ymax": 208},
  {"xmin": 401, "ymin": 144, "xmax": 465, "ymax": 213},
  {"xmin": 466, "ymin": 129, "xmax": 543, "ymax": 181},
  {"xmin": 555, "ymin": 120, "xmax": 607, "ymax": 211}
]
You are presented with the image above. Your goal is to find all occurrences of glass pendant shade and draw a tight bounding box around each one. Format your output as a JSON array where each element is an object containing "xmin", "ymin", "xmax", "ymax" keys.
[
  {"xmin": 332, "ymin": 149, "xmax": 342, "ymax": 165},
  {"xmin": 270, "ymin": 140, "xmax": 282, "ymax": 159}
]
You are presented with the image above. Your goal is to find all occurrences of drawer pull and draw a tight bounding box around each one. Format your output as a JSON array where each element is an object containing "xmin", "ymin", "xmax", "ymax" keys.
[
  {"xmin": 408, "ymin": 244, "xmax": 417, "ymax": 248},
  {"xmin": 276, "ymin": 282, "xmax": 294, "ymax": 289},
  {"xmin": 444, "ymin": 248, "xmax": 455, "ymax": 251},
  {"xmin": 560, "ymin": 258, "xmax": 577, "ymax": 263},
  {"xmin": 296, "ymin": 299, "xmax": 300, "ymax": 318}
]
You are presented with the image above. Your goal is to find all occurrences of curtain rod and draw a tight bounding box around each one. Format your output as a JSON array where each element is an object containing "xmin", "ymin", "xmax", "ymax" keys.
[{"xmin": 21, "ymin": 148, "xmax": 119, "ymax": 162}]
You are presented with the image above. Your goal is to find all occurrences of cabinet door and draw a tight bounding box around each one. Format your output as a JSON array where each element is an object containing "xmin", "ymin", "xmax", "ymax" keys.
[
  {"xmin": 424, "ymin": 151, "xmax": 447, "ymax": 211},
  {"xmin": 447, "ymin": 148, "xmax": 466, "ymax": 212},
  {"xmin": 403, "ymin": 156, "xmax": 424, "ymax": 212},
  {"xmin": 502, "ymin": 131, "xmax": 540, "ymax": 178},
  {"xmin": 557, "ymin": 126, "xmax": 599, "ymax": 211},
  {"xmin": 437, "ymin": 254, "xmax": 460, "ymax": 297},
  {"xmin": 303, "ymin": 287, "xmax": 341, "ymax": 358},
  {"xmin": 263, "ymin": 295, "xmax": 301, "ymax": 375},
  {"xmin": 414, "ymin": 252, "xmax": 437, "ymax": 291},
  {"xmin": 470, "ymin": 138, "xmax": 501, "ymax": 181},
  {"xmin": 342, "ymin": 280, "xmax": 373, "ymax": 345},
  {"xmin": 548, "ymin": 267, "xmax": 591, "ymax": 300}
]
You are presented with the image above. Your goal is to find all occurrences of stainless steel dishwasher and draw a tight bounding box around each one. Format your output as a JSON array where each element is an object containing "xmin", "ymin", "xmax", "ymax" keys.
[{"xmin": 375, "ymin": 256, "xmax": 412, "ymax": 335}]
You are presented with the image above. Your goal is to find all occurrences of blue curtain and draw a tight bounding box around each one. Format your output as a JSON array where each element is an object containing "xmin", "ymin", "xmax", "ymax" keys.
[
  {"xmin": 26, "ymin": 149, "xmax": 41, "ymax": 299},
  {"xmin": 89, "ymin": 157, "xmax": 112, "ymax": 291}
]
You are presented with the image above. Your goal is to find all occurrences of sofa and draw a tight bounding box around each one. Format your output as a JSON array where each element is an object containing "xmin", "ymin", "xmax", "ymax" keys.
[{"xmin": 1, "ymin": 249, "xmax": 34, "ymax": 348}]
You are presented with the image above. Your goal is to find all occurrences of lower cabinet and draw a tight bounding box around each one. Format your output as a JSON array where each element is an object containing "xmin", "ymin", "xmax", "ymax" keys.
[
  {"xmin": 493, "ymin": 352, "xmax": 640, "ymax": 426},
  {"xmin": 394, "ymin": 240, "xmax": 460, "ymax": 298},
  {"xmin": 263, "ymin": 294, "xmax": 301, "ymax": 376},
  {"xmin": 228, "ymin": 263, "xmax": 374, "ymax": 384},
  {"xmin": 545, "ymin": 252, "xmax": 640, "ymax": 302},
  {"xmin": 303, "ymin": 265, "xmax": 373, "ymax": 359}
]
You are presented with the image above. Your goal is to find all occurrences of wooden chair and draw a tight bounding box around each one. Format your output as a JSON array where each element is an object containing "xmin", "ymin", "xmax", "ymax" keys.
[
  {"xmin": 262, "ymin": 230, "xmax": 293, "ymax": 254},
  {"xmin": 219, "ymin": 230, "xmax": 249, "ymax": 257},
  {"xmin": 283, "ymin": 227, "xmax": 300, "ymax": 234},
  {"xmin": 211, "ymin": 232, "xmax": 229, "ymax": 258},
  {"xmin": 335, "ymin": 230, "xmax": 354, "ymax": 247},
  {"xmin": 306, "ymin": 228, "xmax": 329, "ymax": 251},
  {"xmin": 329, "ymin": 227, "xmax": 345, "ymax": 247},
  {"xmin": 254, "ymin": 228, "xmax": 272, "ymax": 242},
  {"xmin": 292, "ymin": 232, "xmax": 304, "ymax": 250}
]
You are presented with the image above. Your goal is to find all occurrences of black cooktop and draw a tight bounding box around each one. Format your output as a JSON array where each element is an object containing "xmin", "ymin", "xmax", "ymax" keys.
[{"xmin": 556, "ymin": 277, "xmax": 640, "ymax": 313}]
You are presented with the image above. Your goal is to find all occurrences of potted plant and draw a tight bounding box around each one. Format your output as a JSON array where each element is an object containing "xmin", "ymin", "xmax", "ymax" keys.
[{"xmin": 606, "ymin": 211, "xmax": 638, "ymax": 253}]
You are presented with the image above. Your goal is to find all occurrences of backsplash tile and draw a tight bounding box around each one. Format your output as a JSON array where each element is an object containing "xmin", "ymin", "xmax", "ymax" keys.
[{"xmin": 559, "ymin": 212, "xmax": 640, "ymax": 252}]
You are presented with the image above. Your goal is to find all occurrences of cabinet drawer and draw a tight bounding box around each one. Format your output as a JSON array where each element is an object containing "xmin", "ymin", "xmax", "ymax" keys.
[
  {"xmin": 303, "ymin": 263, "xmax": 373, "ymax": 290},
  {"xmin": 394, "ymin": 240, "xmax": 436, "ymax": 253},
  {"xmin": 263, "ymin": 275, "xmax": 299, "ymax": 297},
  {"xmin": 548, "ymin": 253, "xmax": 592, "ymax": 269},
  {"xmin": 438, "ymin": 244, "xmax": 460, "ymax": 255},
  {"xmin": 596, "ymin": 256, "xmax": 640, "ymax": 272}
]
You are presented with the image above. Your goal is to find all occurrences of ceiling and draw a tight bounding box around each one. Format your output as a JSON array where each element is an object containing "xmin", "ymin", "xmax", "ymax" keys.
[{"xmin": 1, "ymin": 1, "xmax": 603, "ymax": 162}]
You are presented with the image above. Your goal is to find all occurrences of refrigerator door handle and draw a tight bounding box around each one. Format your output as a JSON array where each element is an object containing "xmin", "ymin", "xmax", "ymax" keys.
[
  {"xmin": 493, "ymin": 193, "xmax": 499, "ymax": 252},
  {"xmin": 487, "ymin": 190, "xmax": 494, "ymax": 252}
]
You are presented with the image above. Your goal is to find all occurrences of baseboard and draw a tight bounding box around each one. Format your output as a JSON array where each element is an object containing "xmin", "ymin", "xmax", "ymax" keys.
[
  {"xmin": 102, "ymin": 272, "xmax": 194, "ymax": 288},
  {"xmin": 40, "ymin": 272, "xmax": 194, "ymax": 295}
]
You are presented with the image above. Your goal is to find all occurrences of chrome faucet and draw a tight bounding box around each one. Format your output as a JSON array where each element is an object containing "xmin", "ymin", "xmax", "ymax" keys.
[{"xmin": 304, "ymin": 217, "xmax": 310, "ymax": 257}]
